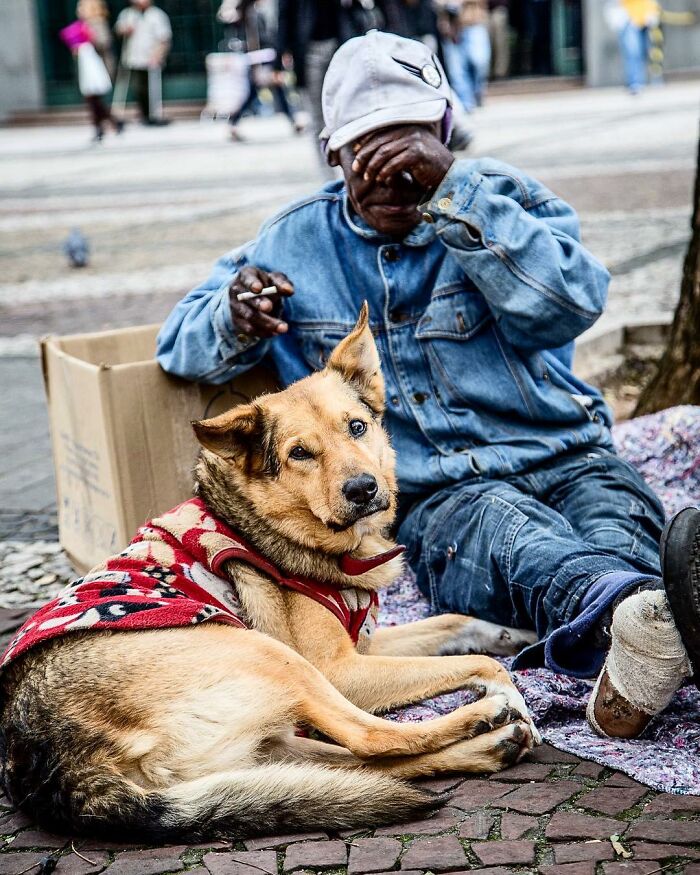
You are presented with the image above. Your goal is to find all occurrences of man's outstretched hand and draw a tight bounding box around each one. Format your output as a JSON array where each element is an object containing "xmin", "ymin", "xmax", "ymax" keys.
[
  {"xmin": 229, "ymin": 266, "xmax": 294, "ymax": 338},
  {"xmin": 351, "ymin": 125, "xmax": 455, "ymax": 196}
]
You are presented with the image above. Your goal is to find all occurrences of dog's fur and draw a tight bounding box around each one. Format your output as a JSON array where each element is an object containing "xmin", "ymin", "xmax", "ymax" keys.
[{"xmin": 0, "ymin": 305, "xmax": 538, "ymax": 841}]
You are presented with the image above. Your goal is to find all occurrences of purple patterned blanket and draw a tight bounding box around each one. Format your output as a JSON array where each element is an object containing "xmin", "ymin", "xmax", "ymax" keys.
[{"xmin": 379, "ymin": 406, "xmax": 700, "ymax": 794}]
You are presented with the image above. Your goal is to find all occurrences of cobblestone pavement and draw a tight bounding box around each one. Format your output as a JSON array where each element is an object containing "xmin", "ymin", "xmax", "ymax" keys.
[{"xmin": 1, "ymin": 82, "xmax": 699, "ymax": 870}]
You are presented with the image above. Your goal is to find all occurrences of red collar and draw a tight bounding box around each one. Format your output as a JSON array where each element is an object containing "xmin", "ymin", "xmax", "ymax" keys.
[{"xmin": 339, "ymin": 544, "xmax": 405, "ymax": 575}]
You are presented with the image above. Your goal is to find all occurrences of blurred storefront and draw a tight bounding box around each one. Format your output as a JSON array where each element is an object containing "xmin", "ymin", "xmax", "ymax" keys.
[{"xmin": 0, "ymin": 0, "xmax": 698, "ymax": 118}]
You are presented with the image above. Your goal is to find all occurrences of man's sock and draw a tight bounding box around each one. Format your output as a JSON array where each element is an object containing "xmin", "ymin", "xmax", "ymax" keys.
[{"xmin": 587, "ymin": 590, "xmax": 691, "ymax": 738}]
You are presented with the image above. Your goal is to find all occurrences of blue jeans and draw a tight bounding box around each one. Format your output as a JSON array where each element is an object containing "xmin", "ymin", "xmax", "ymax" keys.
[
  {"xmin": 618, "ymin": 23, "xmax": 649, "ymax": 92},
  {"xmin": 397, "ymin": 448, "xmax": 665, "ymax": 673},
  {"xmin": 442, "ymin": 24, "xmax": 491, "ymax": 111}
]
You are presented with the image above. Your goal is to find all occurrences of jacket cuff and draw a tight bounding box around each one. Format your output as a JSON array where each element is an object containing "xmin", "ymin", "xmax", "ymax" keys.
[
  {"xmin": 212, "ymin": 283, "xmax": 258, "ymax": 358},
  {"xmin": 420, "ymin": 160, "xmax": 484, "ymax": 247}
]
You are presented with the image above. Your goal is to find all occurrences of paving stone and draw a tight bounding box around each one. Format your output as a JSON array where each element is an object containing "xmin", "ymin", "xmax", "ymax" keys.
[
  {"xmin": 104, "ymin": 846, "xmax": 187, "ymax": 875},
  {"xmin": 546, "ymin": 812, "xmax": 626, "ymax": 841},
  {"xmin": 348, "ymin": 837, "xmax": 402, "ymax": 874},
  {"xmin": 456, "ymin": 811, "xmax": 495, "ymax": 840},
  {"xmin": 627, "ymin": 819, "xmax": 700, "ymax": 844},
  {"xmin": 554, "ymin": 841, "xmax": 615, "ymax": 863},
  {"xmin": 604, "ymin": 773, "xmax": 645, "ymax": 789},
  {"xmin": 243, "ymin": 832, "xmax": 327, "ymax": 851},
  {"xmin": 630, "ymin": 841, "xmax": 700, "ymax": 860},
  {"xmin": 540, "ymin": 864, "xmax": 596, "ymax": 875},
  {"xmin": 0, "ymin": 851, "xmax": 56, "ymax": 875},
  {"xmin": 374, "ymin": 805, "xmax": 462, "ymax": 836},
  {"xmin": 0, "ymin": 810, "xmax": 34, "ymax": 833},
  {"xmin": 491, "ymin": 762, "xmax": 553, "ymax": 782},
  {"xmin": 499, "ymin": 813, "xmax": 538, "ymax": 839},
  {"xmin": 204, "ymin": 850, "xmax": 277, "ymax": 875},
  {"xmin": 686, "ymin": 866, "xmax": 700, "ymax": 874},
  {"xmin": 471, "ymin": 839, "xmax": 536, "ymax": 866},
  {"xmin": 579, "ymin": 786, "xmax": 646, "ymax": 816},
  {"xmin": 600, "ymin": 863, "xmax": 663, "ymax": 874},
  {"xmin": 56, "ymin": 850, "xmax": 110, "ymax": 873},
  {"xmin": 399, "ymin": 835, "xmax": 467, "ymax": 871},
  {"xmin": 283, "ymin": 839, "xmax": 347, "ymax": 870},
  {"xmin": 527, "ymin": 744, "xmax": 580, "ymax": 764},
  {"xmin": 573, "ymin": 761, "xmax": 606, "ymax": 779},
  {"xmin": 448, "ymin": 780, "xmax": 513, "ymax": 812},
  {"xmin": 417, "ymin": 777, "xmax": 465, "ymax": 793},
  {"xmin": 494, "ymin": 780, "xmax": 580, "ymax": 814},
  {"xmin": 644, "ymin": 793, "xmax": 700, "ymax": 814},
  {"xmin": 8, "ymin": 828, "xmax": 67, "ymax": 849}
]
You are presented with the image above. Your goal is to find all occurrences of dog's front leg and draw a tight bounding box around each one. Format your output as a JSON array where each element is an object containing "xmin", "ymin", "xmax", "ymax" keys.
[{"xmin": 369, "ymin": 615, "xmax": 537, "ymax": 658}]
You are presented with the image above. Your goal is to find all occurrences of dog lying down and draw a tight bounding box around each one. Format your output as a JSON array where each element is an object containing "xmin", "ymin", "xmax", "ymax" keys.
[{"xmin": 0, "ymin": 304, "xmax": 539, "ymax": 841}]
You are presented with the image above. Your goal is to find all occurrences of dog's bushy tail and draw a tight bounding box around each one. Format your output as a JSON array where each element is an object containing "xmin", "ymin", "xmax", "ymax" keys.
[{"xmin": 21, "ymin": 762, "xmax": 442, "ymax": 841}]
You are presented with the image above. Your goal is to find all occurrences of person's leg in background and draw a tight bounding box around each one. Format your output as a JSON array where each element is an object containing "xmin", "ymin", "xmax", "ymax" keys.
[
  {"xmin": 304, "ymin": 38, "xmax": 339, "ymax": 178},
  {"xmin": 464, "ymin": 23, "xmax": 491, "ymax": 107},
  {"xmin": 131, "ymin": 68, "xmax": 150, "ymax": 122},
  {"xmin": 488, "ymin": 4, "xmax": 510, "ymax": 79},
  {"xmin": 441, "ymin": 28, "xmax": 475, "ymax": 111},
  {"xmin": 618, "ymin": 21, "xmax": 647, "ymax": 93},
  {"xmin": 84, "ymin": 95, "xmax": 105, "ymax": 141}
]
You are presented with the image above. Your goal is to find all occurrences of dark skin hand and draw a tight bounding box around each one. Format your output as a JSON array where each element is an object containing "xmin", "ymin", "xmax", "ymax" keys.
[
  {"xmin": 230, "ymin": 123, "xmax": 454, "ymax": 335},
  {"xmin": 229, "ymin": 266, "xmax": 294, "ymax": 338}
]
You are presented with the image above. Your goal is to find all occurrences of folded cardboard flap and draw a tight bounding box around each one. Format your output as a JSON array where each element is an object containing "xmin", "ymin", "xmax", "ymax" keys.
[{"xmin": 41, "ymin": 324, "xmax": 276, "ymax": 573}]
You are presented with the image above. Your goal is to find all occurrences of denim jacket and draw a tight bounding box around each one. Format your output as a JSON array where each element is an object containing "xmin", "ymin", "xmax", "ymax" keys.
[{"xmin": 157, "ymin": 158, "xmax": 614, "ymax": 495}]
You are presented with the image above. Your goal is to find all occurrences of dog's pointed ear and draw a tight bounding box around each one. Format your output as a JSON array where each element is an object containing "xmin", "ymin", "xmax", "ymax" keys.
[
  {"xmin": 192, "ymin": 403, "xmax": 261, "ymax": 464},
  {"xmin": 326, "ymin": 302, "xmax": 384, "ymax": 414}
]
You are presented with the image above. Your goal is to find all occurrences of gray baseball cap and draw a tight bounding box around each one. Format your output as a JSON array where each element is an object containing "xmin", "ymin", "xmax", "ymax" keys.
[{"xmin": 321, "ymin": 30, "xmax": 452, "ymax": 153}]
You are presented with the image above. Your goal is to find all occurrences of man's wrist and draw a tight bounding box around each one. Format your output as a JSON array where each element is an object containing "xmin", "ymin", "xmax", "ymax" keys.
[{"xmin": 419, "ymin": 160, "xmax": 483, "ymax": 243}]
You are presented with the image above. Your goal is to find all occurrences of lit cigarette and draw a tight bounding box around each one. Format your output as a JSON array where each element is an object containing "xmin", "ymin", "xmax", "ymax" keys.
[{"xmin": 237, "ymin": 285, "xmax": 277, "ymax": 302}]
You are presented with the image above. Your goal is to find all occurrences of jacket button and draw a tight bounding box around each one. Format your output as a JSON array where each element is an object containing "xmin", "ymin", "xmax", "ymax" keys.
[
  {"xmin": 412, "ymin": 392, "xmax": 428, "ymax": 405},
  {"xmin": 390, "ymin": 395, "xmax": 400, "ymax": 406},
  {"xmin": 422, "ymin": 212, "xmax": 434, "ymax": 223},
  {"xmin": 446, "ymin": 543, "xmax": 457, "ymax": 559},
  {"xmin": 383, "ymin": 247, "xmax": 400, "ymax": 262},
  {"xmin": 438, "ymin": 197, "xmax": 452, "ymax": 210}
]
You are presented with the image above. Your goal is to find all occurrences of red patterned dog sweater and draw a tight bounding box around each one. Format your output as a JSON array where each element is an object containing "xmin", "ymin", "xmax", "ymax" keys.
[{"xmin": 0, "ymin": 498, "xmax": 391, "ymax": 668}]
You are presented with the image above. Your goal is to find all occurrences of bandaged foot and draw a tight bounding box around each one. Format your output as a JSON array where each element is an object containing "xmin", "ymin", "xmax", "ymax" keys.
[{"xmin": 587, "ymin": 590, "xmax": 692, "ymax": 739}]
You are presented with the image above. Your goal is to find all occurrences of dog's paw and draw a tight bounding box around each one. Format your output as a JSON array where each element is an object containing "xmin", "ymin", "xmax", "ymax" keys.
[
  {"xmin": 438, "ymin": 619, "xmax": 538, "ymax": 657},
  {"xmin": 484, "ymin": 682, "xmax": 542, "ymax": 747},
  {"xmin": 492, "ymin": 720, "xmax": 536, "ymax": 769},
  {"xmin": 469, "ymin": 692, "xmax": 524, "ymax": 737}
]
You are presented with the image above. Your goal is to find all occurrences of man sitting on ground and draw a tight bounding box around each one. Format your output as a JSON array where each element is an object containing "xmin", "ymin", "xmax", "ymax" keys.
[{"xmin": 157, "ymin": 30, "xmax": 700, "ymax": 739}]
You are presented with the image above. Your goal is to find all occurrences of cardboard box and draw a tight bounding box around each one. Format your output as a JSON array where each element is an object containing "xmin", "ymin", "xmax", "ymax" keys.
[{"xmin": 41, "ymin": 324, "xmax": 275, "ymax": 573}]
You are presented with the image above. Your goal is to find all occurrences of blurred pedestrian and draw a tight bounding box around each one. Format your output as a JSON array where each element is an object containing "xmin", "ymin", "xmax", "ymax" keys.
[
  {"xmin": 114, "ymin": 0, "xmax": 172, "ymax": 125},
  {"xmin": 436, "ymin": 0, "xmax": 491, "ymax": 111},
  {"xmin": 218, "ymin": 0, "xmax": 304, "ymax": 141},
  {"xmin": 606, "ymin": 0, "xmax": 661, "ymax": 93},
  {"xmin": 276, "ymin": 0, "xmax": 379, "ymax": 172},
  {"xmin": 59, "ymin": 9, "xmax": 123, "ymax": 143},
  {"xmin": 487, "ymin": 0, "xmax": 510, "ymax": 79},
  {"xmin": 77, "ymin": 0, "xmax": 116, "ymax": 79},
  {"xmin": 523, "ymin": 0, "xmax": 551, "ymax": 75},
  {"xmin": 379, "ymin": 0, "xmax": 439, "ymax": 50}
]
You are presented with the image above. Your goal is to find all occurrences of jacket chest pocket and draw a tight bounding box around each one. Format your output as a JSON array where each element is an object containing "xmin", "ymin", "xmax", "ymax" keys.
[
  {"xmin": 415, "ymin": 290, "xmax": 496, "ymax": 411},
  {"xmin": 294, "ymin": 325, "xmax": 353, "ymax": 372}
]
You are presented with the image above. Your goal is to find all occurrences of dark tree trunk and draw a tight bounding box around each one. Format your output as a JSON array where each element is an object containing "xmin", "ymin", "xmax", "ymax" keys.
[{"xmin": 634, "ymin": 130, "xmax": 700, "ymax": 416}]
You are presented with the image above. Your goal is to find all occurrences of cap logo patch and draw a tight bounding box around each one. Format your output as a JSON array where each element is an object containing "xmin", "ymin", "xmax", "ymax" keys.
[
  {"xmin": 421, "ymin": 64, "xmax": 441, "ymax": 88},
  {"xmin": 392, "ymin": 55, "xmax": 442, "ymax": 89}
]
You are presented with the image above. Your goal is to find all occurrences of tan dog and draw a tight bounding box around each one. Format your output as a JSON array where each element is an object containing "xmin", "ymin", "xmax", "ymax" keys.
[{"xmin": 0, "ymin": 305, "xmax": 538, "ymax": 841}]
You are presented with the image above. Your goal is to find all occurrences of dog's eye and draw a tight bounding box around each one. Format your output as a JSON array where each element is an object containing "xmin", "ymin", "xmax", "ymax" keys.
[
  {"xmin": 289, "ymin": 446, "xmax": 312, "ymax": 461},
  {"xmin": 349, "ymin": 419, "xmax": 367, "ymax": 437}
]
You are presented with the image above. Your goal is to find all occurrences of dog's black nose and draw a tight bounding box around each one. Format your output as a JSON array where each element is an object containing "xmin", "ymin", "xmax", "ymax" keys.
[{"xmin": 343, "ymin": 474, "xmax": 378, "ymax": 505}]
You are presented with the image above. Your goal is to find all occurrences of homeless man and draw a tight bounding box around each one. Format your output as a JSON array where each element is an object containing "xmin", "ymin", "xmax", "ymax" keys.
[{"xmin": 157, "ymin": 31, "xmax": 700, "ymax": 739}]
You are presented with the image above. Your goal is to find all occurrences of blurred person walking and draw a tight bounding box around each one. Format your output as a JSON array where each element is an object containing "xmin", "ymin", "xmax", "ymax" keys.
[
  {"xmin": 487, "ymin": 0, "xmax": 510, "ymax": 78},
  {"xmin": 59, "ymin": 5, "xmax": 123, "ymax": 143},
  {"xmin": 77, "ymin": 0, "xmax": 117, "ymax": 78},
  {"xmin": 606, "ymin": 0, "xmax": 661, "ymax": 93},
  {"xmin": 114, "ymin": 0, "xmax": 172, "ymax": 125},
  {"xmin": 436, "ymin": 0, "xmax": 491, "ymax": 111},
  {"xmin": 276, "ymin": 0, "xmax": 380, "ymax": 172},
  {"xmin": 218, "ymin": 0, "xmax": 304, "ymax": 141}
]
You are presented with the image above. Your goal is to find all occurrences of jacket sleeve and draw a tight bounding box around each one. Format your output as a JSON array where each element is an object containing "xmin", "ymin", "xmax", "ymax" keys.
[
  {"xmin": 156, "ymin": 245, "xmax": 271, "ymax": 384},
  {"xmin": 422, "ymin": 159, "xmax": 610, "ymax": 350}
]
